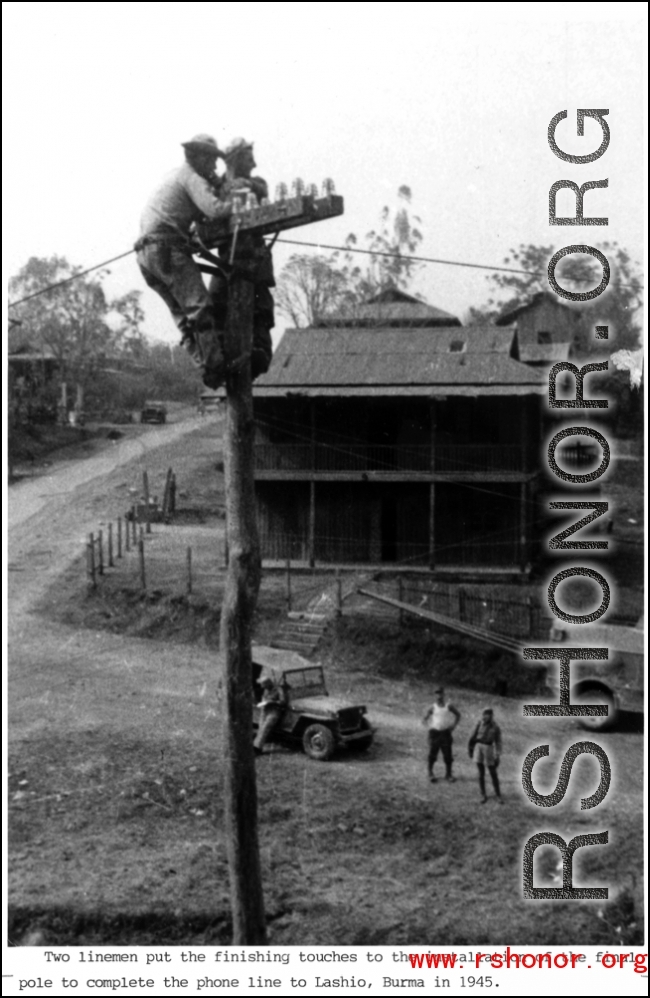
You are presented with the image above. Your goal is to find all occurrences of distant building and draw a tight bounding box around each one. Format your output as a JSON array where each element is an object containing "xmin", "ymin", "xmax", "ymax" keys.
[
  {"xmin": 252, "ymin": 291, "xmax": 546, "ymax": 574},
  {"xmin": 318, "ymin": 286, "xmax": 462, "ymax": 328},
  {"xmin": 496, "ymin": 291, "xmax": 580, "ymax": 365}
]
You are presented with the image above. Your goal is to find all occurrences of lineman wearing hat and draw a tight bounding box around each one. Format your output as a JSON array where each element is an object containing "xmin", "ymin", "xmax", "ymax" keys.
[
  {"xmin": 135, "ymin": 134, "xmax": 231, "ymax": 389},
  {"xmin": 207, "ymin": 137, "xmax": 274, "ymax": 379}
]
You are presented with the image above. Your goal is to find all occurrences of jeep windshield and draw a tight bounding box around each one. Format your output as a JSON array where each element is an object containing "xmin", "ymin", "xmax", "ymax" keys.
[{"xmin": 282, "ymin": 667, "xmax": 327, "ymax": 698}]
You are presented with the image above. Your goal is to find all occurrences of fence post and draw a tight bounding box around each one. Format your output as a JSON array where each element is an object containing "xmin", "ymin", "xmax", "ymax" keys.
[
  {"xmin": 117, "ymin": 517, "xmax": 123, "ymax": 559},
  {"xmin": 98, "ymin": 530, "xmax": 104, "ymax": 575},
  {"xmin": 142, "ymin": 471, "xmax": 152, "ymax": 534},
  {"xmin": 162, "ymin": 468, "xmax": 173, "ymax": 522},
  {"xmin": 87, "ymin": 535, "xmax": 96, "ymax": 589},
  {"xmin": 108, "ymin": 523, "xmax": 114, "ymax": 567},
  {"xmin": 285, "ymin": 558, "xmax": 292, "ymax": 611},
  {"xmin": 125, "ymin": 514, "xmax": 131, "ymax": 552},
  {"xmin": 187, "ymin": 546, "xmax": 193, "ymax": 595},
  {"xmin": 131, "ymin": 508, "xmax": 137, "ymax": 545},
  {"xmin": 169, "ymin": 473, "xmax": 177, "ymax": 514},
  {"xmin": 139, "ymin": 535, "xmax": 146, "ymax": 591}
]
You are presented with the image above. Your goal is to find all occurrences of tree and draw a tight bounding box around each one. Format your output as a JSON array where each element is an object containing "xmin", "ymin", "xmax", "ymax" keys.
[
  {"xmin": 274, "ymin": 254, "xmax": 353, "ymax": 328},
  {"xmin": 8, "ymin": 256, "xmax": 144, "ymax": 411},
  {"xmin": 275, "ymin": 186, "xmax": 424, "ymax": 327}
]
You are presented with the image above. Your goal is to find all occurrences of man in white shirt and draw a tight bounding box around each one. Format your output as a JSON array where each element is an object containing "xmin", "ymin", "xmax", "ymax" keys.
[
  {"xmin": 136, "ymin": 134, "xmax": 232, "ymax": 389},
  {"xmin": 423, "ymin": 686, "xmax": 461, "ymax": 783}
]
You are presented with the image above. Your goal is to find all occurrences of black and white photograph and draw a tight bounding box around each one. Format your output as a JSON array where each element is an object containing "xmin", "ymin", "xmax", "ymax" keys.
[{"xmin": 3, "ymin": 2, "xmax": 646, "ymax": 992}]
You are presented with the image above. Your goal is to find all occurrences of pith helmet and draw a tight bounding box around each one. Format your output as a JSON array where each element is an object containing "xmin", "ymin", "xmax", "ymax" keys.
[
  {"xmin": 224, "ymin": 137, "xmax": 254, "ymax": 159},
  {"xmin": 182, "ymin": 133, "xmax": 220, "ymax": 156}
]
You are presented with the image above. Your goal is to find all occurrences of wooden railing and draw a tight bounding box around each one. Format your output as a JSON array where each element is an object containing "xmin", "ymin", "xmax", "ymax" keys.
[{"xmin": 254, "ymin": 443, "xmax": 531, "ymax": 473}]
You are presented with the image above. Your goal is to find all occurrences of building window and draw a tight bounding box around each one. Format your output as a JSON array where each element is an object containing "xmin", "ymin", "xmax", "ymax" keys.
[
  {"xmin": 449, "ymin": 340, "xmax": 466, "ymax": 352},
  {"xmin": 537, "ymin": 331, "xmax": 552, "ymax": 344}
]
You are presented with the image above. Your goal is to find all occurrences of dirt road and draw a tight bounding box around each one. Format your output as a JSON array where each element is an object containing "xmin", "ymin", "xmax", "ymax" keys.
[{"xmin": 7, "ymin": 414, "xmax": 209, "ymax": 616}]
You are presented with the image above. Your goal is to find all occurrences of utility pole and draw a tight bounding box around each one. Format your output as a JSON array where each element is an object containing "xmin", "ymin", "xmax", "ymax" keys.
[
  {"xmin": 220, "ymin": 233, "xmax": 266, "ymax": 944},
  {"xmin": 200, "ymin": 188, "xmax": 344, "ymax": 946}
]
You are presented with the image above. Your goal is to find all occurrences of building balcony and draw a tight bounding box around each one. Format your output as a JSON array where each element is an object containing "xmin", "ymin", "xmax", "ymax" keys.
[{"xmin": 253, "ymin": 442, "xmax": 534, "ymax": 477}]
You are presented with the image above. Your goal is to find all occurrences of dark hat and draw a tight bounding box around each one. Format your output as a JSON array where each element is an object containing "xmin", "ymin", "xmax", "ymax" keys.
[
  {"xmin": 224, "ymin": 136, "xmax": 254, "ymax": 159},
  {"xmin": 261, "ymin": 677, "xmax": 274, "ymax": 688},
  {"xmin": 182, "ymin": 133, "xmax": 221, "ymax": 156}
]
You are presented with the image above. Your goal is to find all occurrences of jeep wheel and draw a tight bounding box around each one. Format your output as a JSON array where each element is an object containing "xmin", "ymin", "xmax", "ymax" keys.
[
  {"xmin": 574, "ymin": 685, "xmax": 618, "ymax": 732},
  {"xmin": 302, "ymin": 724, "xmax": 336, "ymax": 761}
]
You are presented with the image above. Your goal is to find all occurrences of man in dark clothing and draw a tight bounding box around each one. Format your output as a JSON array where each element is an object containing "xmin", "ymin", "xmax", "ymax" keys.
[
  {"xmin": 208, "ymin": 137, "xmax": 274, "ymax": 379},
  {"xmin": 253, "ymin": 676, "xmax": 288, "ymax": 755},
  {"xmin": 468, "ymin": 707, "xmax": 504, "ymax": 804},
  {"xmin": 136, "ymin": 133, "xmax": 231, "ymax": 389}
]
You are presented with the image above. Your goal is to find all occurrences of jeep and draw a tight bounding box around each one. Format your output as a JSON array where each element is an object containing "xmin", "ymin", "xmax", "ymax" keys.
[{"xmin": 251, "ymin": 646, "xmax": 374, "ymax": 760}]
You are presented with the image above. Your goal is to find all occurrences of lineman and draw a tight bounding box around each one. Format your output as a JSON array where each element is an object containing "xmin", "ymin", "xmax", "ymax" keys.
[
  {"xmin": 135, "ymin": 134, "xmax": 231, "ymax": 389},
  {"xmin": 208, "ymin": 137, "xmax": 274, "ymax": 379}
]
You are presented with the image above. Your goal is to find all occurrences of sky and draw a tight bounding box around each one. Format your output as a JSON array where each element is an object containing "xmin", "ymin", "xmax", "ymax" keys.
[{"xmin": 3, "ymin": 2, "xmax": 647, "ymax": 345}]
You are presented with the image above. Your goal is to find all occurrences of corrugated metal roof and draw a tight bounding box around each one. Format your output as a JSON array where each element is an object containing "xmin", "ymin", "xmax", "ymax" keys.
[
  {"xmin": 317, "ymin": 286, "xmax": 461, "ymax": 327},
  {"xmin": 273, "ymin": 326, "xmax": 514, "ymax": 356},
  {"xmin": 496, "ymin": 291, "xmax": 580, "ymax": 325},
  {"xmin": 254, "ymin": 325, "xmax": 543, "ymax": 392},
  {"xmin": 253, "ymin": 384, "xmax": 546, "ymax": 397}
]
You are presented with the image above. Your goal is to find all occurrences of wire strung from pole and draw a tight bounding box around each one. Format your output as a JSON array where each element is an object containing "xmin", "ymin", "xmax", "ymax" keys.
[
  {"xmin": 276, "ymin": 237, "xmax": 644, "ymax": 291},
  {"xmin": 8, "ymin": 238, "xmax": 643, "ymax": 308},
  {"xmin": 7, "ymin": 250, "xmax": 136, "ymax": 309}
]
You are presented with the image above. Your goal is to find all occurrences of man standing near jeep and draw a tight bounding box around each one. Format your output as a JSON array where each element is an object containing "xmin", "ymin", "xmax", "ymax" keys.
[
  {"xmin": 423, "ymin": 686, "xmax": 461, "ymax": 783},
  {"xmin": 253, "ymin": 676, "xmax": 288, "ymax": 755}
]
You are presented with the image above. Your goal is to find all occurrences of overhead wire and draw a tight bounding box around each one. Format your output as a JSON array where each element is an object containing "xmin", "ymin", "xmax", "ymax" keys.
[
  {"xmin": 7, "ymin": 236, "xmax": 643, "ymax": 308},
  {"xmin": 7, "ymin": 250, "xmax": 136, "ymax": 308}
]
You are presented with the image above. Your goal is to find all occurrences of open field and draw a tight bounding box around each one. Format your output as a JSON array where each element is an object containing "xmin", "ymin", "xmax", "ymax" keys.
[{"xmin": 7, "ymin": 414, "xmax": 645, "ymax": 946}]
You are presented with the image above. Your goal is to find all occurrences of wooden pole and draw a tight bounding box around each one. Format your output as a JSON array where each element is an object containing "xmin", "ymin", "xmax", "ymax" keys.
[
  {"xmin": 219, "ymin": 233, "xmax": 267, "ymax": 945},
  {"xmin": 170, "ymin": 473, "xmax": 177, "ymax": 514},
  {"xmin": 108, "ymin": 523, "xmax": 114, "ymax": 567},
  {"xmin": 131, "ymin": 508, "xmax": 137, "ymax": 545},
  {"xmin": 162, "ymin": 468, "xmax": 173, "ymax": 522},
  {"xmin": 142, "ymin": 471, "xmax": 152, "ymax": 534},
  {"xmin": 138, "ymin": 535, "xmax": 146, "ymax": 591},
  {"xmin": 187, "ymin": 546, "xmax": 193, "ymax": 595},
  {"xmin": 87, "ymin": 536, "xmax": 96, "ymax": 589},
  {"xmin": 286, "ymin": 558, "xmax": 292, "ymax": 611},
  {"xmin": 98, "ymin": 529, "xmax": 104, "ymax": 575},
  {"xmin": 117, "ymin": 517, "xmax": 123, "ymax": 559},
  {"xmin": 125, "ymin": 514, "xmax": 131, "ymax": 553},
  {"xmin": 519, "ymin": 482, "xmax": 527, "ymax": 573},
  {"xmin": 308, "ymin": 480, "xmax": 316, "ymax": 568}
]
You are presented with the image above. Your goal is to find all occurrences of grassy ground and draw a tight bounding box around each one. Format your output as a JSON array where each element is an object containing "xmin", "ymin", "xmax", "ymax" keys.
[{"xmin": 8, "ymin": 420, "xmax": 645, "ymax": 947}]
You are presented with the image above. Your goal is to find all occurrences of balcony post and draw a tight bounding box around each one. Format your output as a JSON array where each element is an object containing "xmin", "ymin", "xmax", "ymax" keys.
[
  {"xmin": 519, "ymin": 481, "xmax": 527, "ymax": 572},
  {"xmin": 429, "ymin": 400, "xmax": 436, "ymax": 569},
  {"xmin": 308, "ymin": 480, "xmax": 316, "ymax": 567}
]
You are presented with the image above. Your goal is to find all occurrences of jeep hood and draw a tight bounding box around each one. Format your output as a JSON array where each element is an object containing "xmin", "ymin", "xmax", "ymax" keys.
[{"xmin": 289, "ymin": 696, "xmax": 365, "ymax": 715}]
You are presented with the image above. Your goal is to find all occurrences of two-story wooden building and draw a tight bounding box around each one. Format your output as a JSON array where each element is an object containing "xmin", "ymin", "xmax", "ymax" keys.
[{"xmin": 252, "ymin": 291, "xmax": 547, "ymax": 573}]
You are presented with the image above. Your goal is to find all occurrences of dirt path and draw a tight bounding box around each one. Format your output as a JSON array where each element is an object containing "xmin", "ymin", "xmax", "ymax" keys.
[{"xmin": 7, "ymin": 414, "xmax": 210, "ymax": 618}]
